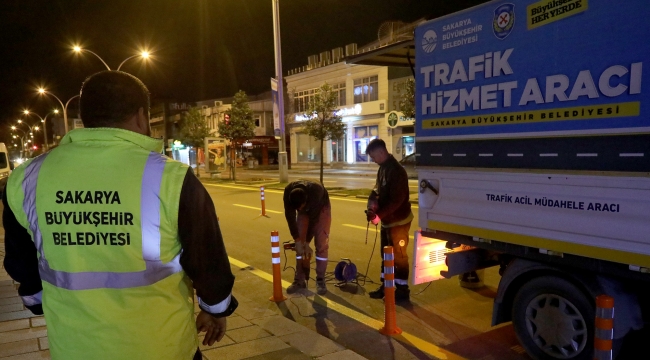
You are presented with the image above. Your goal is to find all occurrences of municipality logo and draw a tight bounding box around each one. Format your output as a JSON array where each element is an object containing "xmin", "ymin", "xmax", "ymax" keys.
[
  {"xmin": 493, "ymin": 3, "xmax": 515, "ymax": 40},
  {"xmin": 421, "ymin": 30, "xmax": 437, "ymax": 53}
]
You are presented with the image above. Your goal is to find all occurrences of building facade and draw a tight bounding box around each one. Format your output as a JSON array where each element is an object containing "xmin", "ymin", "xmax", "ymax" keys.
[{"xmin": 285, "ymin": 48, "xmax": 415, "ymax": 166}]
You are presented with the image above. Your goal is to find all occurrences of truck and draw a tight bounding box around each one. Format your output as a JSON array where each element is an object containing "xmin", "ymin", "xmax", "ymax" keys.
[{"xmin": 409, "ymin": 1, "xmax": 649, "ymax": 359}]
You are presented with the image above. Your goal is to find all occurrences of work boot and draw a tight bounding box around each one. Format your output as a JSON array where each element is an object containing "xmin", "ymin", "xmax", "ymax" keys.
[
  {"xmin": 368, "ymin": 284, "xmax": 384, "ymax": 299},
  {"xmin": 395, "ymin": 284, "xmax": 410, "ymax": 302},
  {"xmin": 287, "ymin": 279, "xmax": 306, "ymax": 294},
  {"xmin": 316, "ymin": 278, "xmax": 327, "ymax": 295}
]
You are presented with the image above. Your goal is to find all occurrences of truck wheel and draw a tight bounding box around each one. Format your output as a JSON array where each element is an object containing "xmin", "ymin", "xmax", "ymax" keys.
[{"xmin": 512, "ymin": 276, "xmax": 594, "ymax": 360}]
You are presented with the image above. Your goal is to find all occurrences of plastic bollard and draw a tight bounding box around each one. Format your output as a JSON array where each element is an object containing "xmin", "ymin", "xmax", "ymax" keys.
[
  {"xmin": 269, "ymin": 231, "xmax": 287, "ymax": 302},
  {"xmin": 379, "ymin": 246, "xmax": 402, "ymax": 335},
  {"xmin": 594, "ymin": 295, "xmax": 614, "ymax": 360}
]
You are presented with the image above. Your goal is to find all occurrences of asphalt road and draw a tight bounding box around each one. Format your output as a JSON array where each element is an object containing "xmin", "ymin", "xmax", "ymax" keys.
[{"xmin": 205, "ymin": 181, "xmax": 532, "ymax": 360}]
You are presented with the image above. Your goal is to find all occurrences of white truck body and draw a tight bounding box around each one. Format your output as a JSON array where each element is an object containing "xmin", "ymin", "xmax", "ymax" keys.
[{"xmin": 411, "ymin": 0, "xmax": 650, "ymax": 358}]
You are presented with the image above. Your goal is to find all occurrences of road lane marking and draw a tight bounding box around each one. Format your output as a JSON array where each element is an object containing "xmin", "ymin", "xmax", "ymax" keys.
[
  {"xmin": 204, "ymin": 183, "xmax": 285, "ymax": 194},
  {"xmin": 233, "ymin": 204, "xmax": 282, "ymax": 214},
  {"xmin": 343, "ymin": 224, "xmax": 414, "ymax": 239},
  {"xmin": 228, "ymin": 256, "xmax": 465, "ymax": 360},
  {"xmin": 203, "ymin": 183, "xmax": 418, "ymax": 209}
]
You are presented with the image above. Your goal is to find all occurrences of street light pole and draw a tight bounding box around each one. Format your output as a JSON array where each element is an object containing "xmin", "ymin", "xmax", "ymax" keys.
[
  {"xmin": 272, "ymin": 0, "xmax": 289, "ymax": 183},
  {"xmin": 38, "ymin": 89, "xmax": 69, "ymax": 135},
  {"xmin": 117, "ymin": 52, "xmax": 149, "ymax": 71},
  {"xmin": 73, "ymin": 46, "xmax": 111, "ymax": 70},
  {"xmin": 10, "ymin": 128, "xmax": 27, "ymax": 158},
  {"xmin": 23, "ymin": 109, "xmax": 58, "ymax": 150},
  {"xmin": 38, "ymin": 90, "xmax": 79, "ymax": 136}
]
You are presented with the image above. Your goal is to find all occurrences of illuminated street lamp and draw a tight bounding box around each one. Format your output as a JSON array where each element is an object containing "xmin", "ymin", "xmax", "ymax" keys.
[
  {"xmin": 38, "ymin": 88, "xmax": 79, "ymax": 135},
  {"xmin": 73, "ymin": 46, "xmax": 151, "ymax": 71},
  {"xmin": 10, "ymin": 127, "xmax": 27, "ymax": 157},
  {"xmin": 73, "ymin": 45, "xmax": 110, "ymax": 70},
  {"xmin": 117, "ymin": 51, "xmax": 149, "ymax": 71},
  {"xmin": 23, "ymin": 109, "xmax": 59, "ymax": 150}
]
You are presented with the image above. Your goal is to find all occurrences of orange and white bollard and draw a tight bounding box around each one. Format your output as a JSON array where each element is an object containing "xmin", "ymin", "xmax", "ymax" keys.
[
  {"xmin": 379, "ymin": 246, "xmax": 402, "ymax": 335},
  {"xmin": 260, "ymin": 186, "xmax": 267, "ymax": 217},
  {"xmin": 594, "ymin": 295, "xmax": 614, "ymax": 360},
  {"xmin": 269, "ymin": 231, "xmax": 287, "ymax": 302}
]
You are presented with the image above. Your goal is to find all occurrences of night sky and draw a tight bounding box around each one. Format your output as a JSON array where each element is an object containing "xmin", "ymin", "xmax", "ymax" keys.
[{"xmin": 0, "ymin": 0, "xmax": 488, "ymax": 145}]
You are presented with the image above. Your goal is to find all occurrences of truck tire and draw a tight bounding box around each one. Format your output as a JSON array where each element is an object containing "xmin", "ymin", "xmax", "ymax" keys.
[{"xmin": 512, "ymin": 276, "xmax": 594, "ymax": 360}]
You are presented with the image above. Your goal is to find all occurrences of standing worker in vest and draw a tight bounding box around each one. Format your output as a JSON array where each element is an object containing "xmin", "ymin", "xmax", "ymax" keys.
[
  {"xmin": 283, "ymin": 180, "xmax": 331, "ymax": 295},
  {"xmin": 364, "ymin": 138, "xmax": 413, "ymax": 301},
  {"xmin": 2, "ymin": 71, "xmax": 237, "ymax": 360}
]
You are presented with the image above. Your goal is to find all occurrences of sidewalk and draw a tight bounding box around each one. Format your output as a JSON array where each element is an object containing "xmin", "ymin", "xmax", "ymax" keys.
[{"xmin": 0, "ymin": 237, "xmax": 367, "ymax": 360}]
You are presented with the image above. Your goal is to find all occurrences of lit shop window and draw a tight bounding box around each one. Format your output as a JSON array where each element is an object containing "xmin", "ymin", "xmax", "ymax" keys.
[{"xmin": 353, "ymin": 76, "xmax": 378, "ymax": 104}]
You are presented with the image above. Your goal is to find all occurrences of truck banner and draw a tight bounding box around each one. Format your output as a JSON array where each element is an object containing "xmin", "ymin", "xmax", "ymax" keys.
[
  {"xmin": 414, "ymin": 0, "xmax": 650, "ymax": 171},
  {"xmin": 416, "ymin": 0, "xmax": 649, "ymax": 138}
]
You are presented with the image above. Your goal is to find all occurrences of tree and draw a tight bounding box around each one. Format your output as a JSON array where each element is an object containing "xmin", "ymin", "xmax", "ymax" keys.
[
  {"xmin": 399, "ymin": 78, "xmax": 416, "ymax": 119},
  {"xmin": 178, "ymin": 106, "xmax": 211, "ymax": 177},
  {"xmin": 302, "ymin": 82, "xmax": 346, "ymax": 184},
  {"xmin": 218, "ymin": 90, "xmax": 255, "ymax": 180}
]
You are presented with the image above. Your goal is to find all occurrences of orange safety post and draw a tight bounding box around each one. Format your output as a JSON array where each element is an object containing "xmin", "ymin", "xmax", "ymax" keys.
[
  {"xmin": 269, "ymin": 231, "xmax": 287, "ymax": 302},
  {"xmin": 260, "ymin": 186, "xmax": 266, "ymax": 216},
  {"xmin": 379, "ymin": 246, "xmax": 402, "ymax": 335},
  {"xmin": 594, "ymin": 295, "xmax": 614, "ymax": 360}
]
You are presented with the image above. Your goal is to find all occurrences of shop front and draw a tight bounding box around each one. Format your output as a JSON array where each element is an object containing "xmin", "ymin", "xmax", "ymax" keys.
[
  {"xmin": 236, "ymin": 136, "xmax": 279, "ymax": 167},
  {"xmin": 291, "ymin": 100, "xmax": 388, "ymax": 165}
]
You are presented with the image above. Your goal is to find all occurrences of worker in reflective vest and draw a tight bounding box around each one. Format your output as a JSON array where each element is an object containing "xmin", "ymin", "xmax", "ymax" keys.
[{"xmin": 2, "ymin": 71, "xmax": 236, "ymax": 360}]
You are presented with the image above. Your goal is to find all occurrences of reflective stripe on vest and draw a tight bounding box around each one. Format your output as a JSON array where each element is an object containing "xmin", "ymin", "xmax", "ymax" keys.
[{"xmin": 22, "ymin": 152, "xmax": 182, "ymax": 290}]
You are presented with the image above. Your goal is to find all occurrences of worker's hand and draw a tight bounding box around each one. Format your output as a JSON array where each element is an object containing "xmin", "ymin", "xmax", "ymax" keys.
[
  {"xmin": 295, "ymin": 241, "xmax": 312, "ymax": 260},
  {"xmin": 366, "ymin": 209, "xmax": 376, "ymax": 222},
  {"xmin": 196, "ymin": 310, "xmax": 227, "ymax": 346}
]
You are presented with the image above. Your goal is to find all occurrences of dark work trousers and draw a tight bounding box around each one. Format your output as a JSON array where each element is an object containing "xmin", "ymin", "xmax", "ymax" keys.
[
  {"xmin": 380, "ymin": 221, "xmax": 411, "ymax": 286},
  {"xmin": 294, "ymin": 203, "xmax": 331, "ymax": 282}
]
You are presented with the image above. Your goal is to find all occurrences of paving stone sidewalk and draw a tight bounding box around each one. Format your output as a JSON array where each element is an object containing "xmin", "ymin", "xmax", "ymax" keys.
[{"xmin": 0, "ymin": 238, "xmax": 367, "ymax": 360}]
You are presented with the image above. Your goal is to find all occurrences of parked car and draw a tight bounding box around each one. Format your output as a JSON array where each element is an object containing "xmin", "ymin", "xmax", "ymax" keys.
[{"xmin": 399, "ymin": 153, "xmax": 417, "ymax": 179}]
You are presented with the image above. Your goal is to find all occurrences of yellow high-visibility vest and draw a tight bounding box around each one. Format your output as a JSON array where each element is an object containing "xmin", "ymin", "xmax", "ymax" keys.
[{"xmin": 7, "ymin": 128, "xmax": 197, "ymax": 360}]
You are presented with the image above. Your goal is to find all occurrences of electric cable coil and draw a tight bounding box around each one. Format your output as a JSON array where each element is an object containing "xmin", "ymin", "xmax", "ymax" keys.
[{"xmin": 334, "ymin": 259, "xmax": 357, "ymax": 282}]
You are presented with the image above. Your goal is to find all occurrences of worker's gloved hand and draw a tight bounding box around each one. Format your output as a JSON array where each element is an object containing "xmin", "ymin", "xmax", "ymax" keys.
[
  {"xmin": 295, "ymin": 241, "xmax": 312, "ymax": 260},
  {"xmin": 366, "ymin": 209, "xmax": 379, "ymax": 225},
  {"xmin": 365, "ymin": 209, "xmax": 375, "ymax": 222}
]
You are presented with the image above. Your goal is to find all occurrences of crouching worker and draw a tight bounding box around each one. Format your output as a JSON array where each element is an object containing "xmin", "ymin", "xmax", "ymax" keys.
[{"xmin": 283, "ymin": 180, "xmax": 331, "ymax": 295}]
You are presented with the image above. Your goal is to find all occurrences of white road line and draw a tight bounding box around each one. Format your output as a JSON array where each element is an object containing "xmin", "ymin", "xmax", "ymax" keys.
[
  {"xmin": 620, "ymin": 153, "xmax": 644, "ymax": 157},
  {"xmin": 431, "ymin": 153, "xmax": 442, "ymax": 157},
  {"xmin": 576, "ymin": 153, "xmax": 597, "ymax": 157},
  {"xmin": 539, "ymin": 153, "xmax": 558, "ymax": 157},
  {"xmin": 233, "ymin": 204, "xmax": 282, "ymax": 214},
  {"xmin": 453, "ymin": 154, "xmax": 466, "ymax": 157},
  {"xmin": 507, "ymin": 154, "xmax": 523, "ymax": 157},
  {"xmin": 478, "ymin": 153, "xmax": 493, "ymax": 157}
]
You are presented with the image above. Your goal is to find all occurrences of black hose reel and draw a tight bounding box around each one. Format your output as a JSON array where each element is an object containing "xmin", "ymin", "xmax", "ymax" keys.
[{"xmin": 334, "ymin": 258, "xmax": 358, "ymax": 284}]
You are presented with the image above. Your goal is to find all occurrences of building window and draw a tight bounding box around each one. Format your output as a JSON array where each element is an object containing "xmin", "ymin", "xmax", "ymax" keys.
[
  {"xmin": 254, "ymin": 115, "xmax": 261, "ymax": 127},
  {"xmin": 296, "ymin": 132, "xmax": 320, "ymax": 162},
  {"xmin": 293, "ymin": 88, "xmax": 316, "ymax": 114},
  {"xmin": 352, "ymin": 125, "xmax": 379, "ymax": 163},
  {"xmin": 333, "ymin": 83, "xmax": 346, "ymax": 106},
  {"xmin": 353, "ymin": 76, "xmax": 378, "ymax": 104}
]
